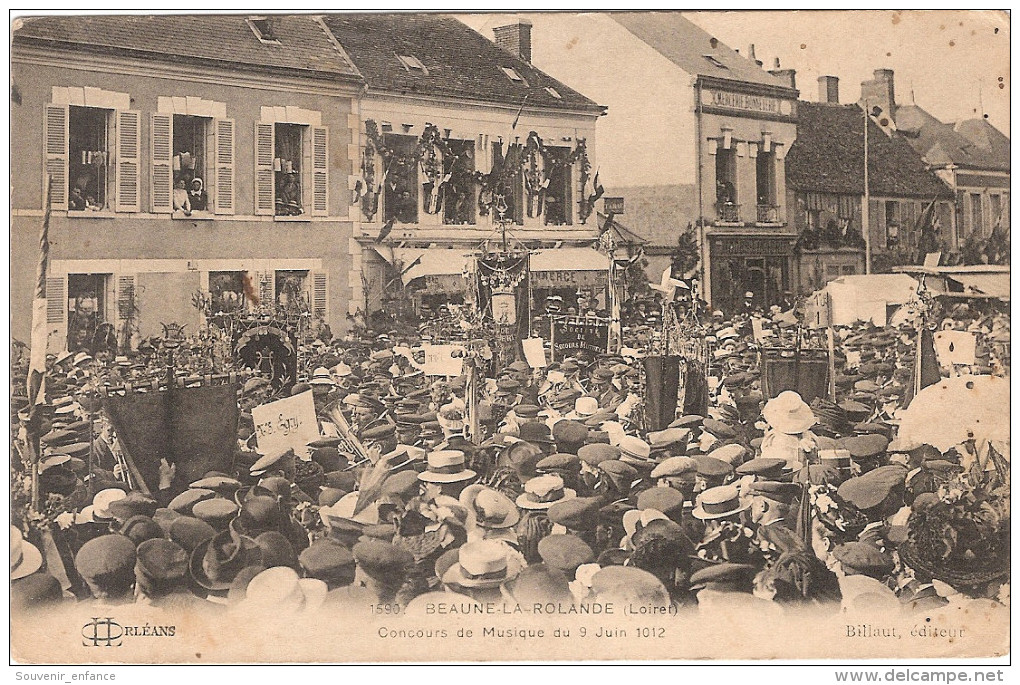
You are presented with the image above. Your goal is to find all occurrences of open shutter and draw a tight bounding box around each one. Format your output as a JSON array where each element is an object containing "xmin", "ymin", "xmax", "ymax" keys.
[
  {"xmin": 255, "ymin": 123, "xmax": 275, "ymax": 215},
  {"xmin": 43, "ymin": 105, "xmax": 69, "ymax": 210},
  {"xmin": 260, "ymin": 271, "xmax": 276, "ymax": 308},
  {"xmin": 115, "ymin": 110, "xmax": 141, "ymax": 212},
  {"xmin": 214, "ymin": 118, "xmax": 235, "ymax": 214},
  {"xmin": 45, "ymin": 276, "xmax": 66, "ymax": 353},
  {"xmin": 116, "ymin": 274, "xmax": 136, "ymax": 351},
  {"xmin": 150, "ymin": 113, "xmax": 173, "ymax": 213},
  {"xmin": 311, "ymin": 126, "xmax": 329, "ymax": 216},
  {"xmin": 311, "ymin": 270, "xmax": 328, "ymax": 319}
]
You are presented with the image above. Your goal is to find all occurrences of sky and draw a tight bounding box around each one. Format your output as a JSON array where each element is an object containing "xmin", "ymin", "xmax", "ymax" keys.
[{"xmin": 458, "ymin": 11, "xmax": 1010, "ymax": 187}]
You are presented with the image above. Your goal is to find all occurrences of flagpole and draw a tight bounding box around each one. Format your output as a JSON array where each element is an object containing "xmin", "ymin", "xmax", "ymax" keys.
[
  {"xmin": 27, "ymin": 176, "xmax": 53, "ymax": 513},
  {"xmin": 863, "ymin": 107, "xmax": 872, "ymax": 274}
]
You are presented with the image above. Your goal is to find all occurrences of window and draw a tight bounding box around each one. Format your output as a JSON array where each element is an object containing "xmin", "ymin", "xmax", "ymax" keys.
[
  {"xmin": 715, "ymin": 147, "xmax": 737, "ymax": 213},
  {"xmin": 501, "ymin": 67, "xmax": 527, "ymax": 85},
  {"xmin": 275, "ymin": 270, "xmax": 310, "ymax": 313},
  {"xmin": 209, "ymin": 271, "xmax": 247, "ymax": 314},
  {"xmin": 66, "ymin": 274, "xmax": 110, "ymax": 352},
  {"xmin": 703, "ymin": 55, "xmax": 729, "ymax": 70},
  {"xmin": 172, "ymin": 115, "xmax": 210, "ymax": 214},
  {"xmin": 247, "ymin": 16, "xmax": 280, "ymax": 44},
  {"xmin": 990, "ymin": 194, "xmax": 1003, "ymax": 234},
  {"xmin": 542, "ymin": 146, "xmax": 573, "ymax": 226},
  {"xmin": 383, "ymin": 134, "xmax": 420, "ymax": 224},
  {"xmin": 756, "ymin": 150, "xmax": 776, "ymax": 207},
  {"xmin": 970, "ymin": 193, "xmax": 984, "ymax": 238},
  {"xmin": 254, "ymin": 120, "xmax": 329, "ymax": 218},
  {"xmin": 397, "ymin": 55, "xmax": 429, "ymax": 75},
  {"xmin": 885, "ymin": 201, "xmax": 900, "ymax": 247},
  {"xmin": 443, "ymin": 139, "xmax": 476, "ymax": 225},
  {"xmin": 68, "ymin": 106, "xmax": 111, "ymax": 211},
  {"xmin": 491, "ymin": 141, "xmax": 524, "ymax": 225}
]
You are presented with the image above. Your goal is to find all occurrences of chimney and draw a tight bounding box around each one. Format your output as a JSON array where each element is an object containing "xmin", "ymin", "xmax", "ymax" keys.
[
  {"xmin": 747, "ymin": 43, "xmax": 762, "ymax": 67},
  {"xmin": 770, "ymin": 68, "xmax": 796, "ymax": 90},
  {"xmin": 818, "ymin": 75, "xmax": 840, "ymax": 104},
  {"xmin": 493, "ymin": 18, "xmax": 533, "ymax": 63},
  {"xmin": 860, "ymin": 68, "xmax": 896, "ymax": 119}
]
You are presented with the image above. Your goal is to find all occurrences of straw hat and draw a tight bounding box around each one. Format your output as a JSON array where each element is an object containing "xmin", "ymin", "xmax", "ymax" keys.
[
  {"xmin": 11, "ymin": 526, "xmax": 43, "ymax": 580},
  {"xmin": 418, "ymin": 450, "xmax": 476, "ymax": 484},
  {"xmin": 442, "ymin": 540, "xmax": 523, "ymax": 589},
  {"xmin": 515, "ymin": 474, "xmax": 576, "ymax": 510},
  {"xmin": 762, "ymin": 391, "xmax": 816, "ymax": 435},
  {"xmin": 692, "ymin": 485, "xmax": 751, "ymax": 520}
]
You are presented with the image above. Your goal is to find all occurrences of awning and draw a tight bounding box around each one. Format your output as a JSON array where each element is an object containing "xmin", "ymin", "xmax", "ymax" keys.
[
  {"xmin": 946, "ymin": 272, "xmax": 1010, "ymax": 300},
  {"xmin": 384, "ymin": 248, "xmax": 474, "ymax": 286},
  {"xmin": 531, "ymin": 247, "xmax": 610, "ymax": 288}
]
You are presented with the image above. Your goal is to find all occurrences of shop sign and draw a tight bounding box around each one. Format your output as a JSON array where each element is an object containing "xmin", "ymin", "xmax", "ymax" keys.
[
  {"xmin": 711, "ymin": 236, "xmax": 794, "ymax": 257},
  {"xmin": 702, "ymin": 88, "xmax": 793, "ymax": 116},
  {"xmin": 531, "ymin": 269, "xmax": 608, "ymax": 288},
  {"xmin": 603, "ymin": 197, "xmax": 625, "ymax": 214}
]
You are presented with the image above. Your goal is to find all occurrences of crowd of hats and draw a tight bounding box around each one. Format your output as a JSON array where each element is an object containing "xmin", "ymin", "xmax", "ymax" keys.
[{"xmin": 9, "ymin": 299, "xmax": 1010, "ymax": 619}]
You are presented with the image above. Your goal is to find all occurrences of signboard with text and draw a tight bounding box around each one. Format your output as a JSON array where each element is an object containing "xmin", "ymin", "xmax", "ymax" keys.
[
  {"xmin": 423, "ymin": 344, "xmax": 467, "ymax": 377},
  {"xmin": 603, "ymin": 197, "xmax": 625, "ymax": 214},
  {"xmin": 551, "ymin": 318, "xmax": 609, "ymax": 361},
  {"xmin": 251, "ymin": 390, "xmax": 319, "ymax": 460},
  {"xmin": 701, "ymin": 88, "xmax": 793, "ymax": 117}
]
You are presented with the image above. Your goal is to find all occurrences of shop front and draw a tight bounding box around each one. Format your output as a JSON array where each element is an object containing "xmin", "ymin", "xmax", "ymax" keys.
[{"xmin": 707, "ymin": 233, "xmax": 796, "ymax": 313}]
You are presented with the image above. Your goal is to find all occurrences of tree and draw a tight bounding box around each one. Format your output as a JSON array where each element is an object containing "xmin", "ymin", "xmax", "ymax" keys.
[{"xmin": 671, "ymin": 223, "xmax": 700, "ymax": 277}]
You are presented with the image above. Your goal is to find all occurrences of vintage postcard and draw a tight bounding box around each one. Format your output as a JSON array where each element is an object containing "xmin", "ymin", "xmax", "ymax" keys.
[{"xmin": 8, "ymin": 10, "xmax": 1010, "ymax": 664}]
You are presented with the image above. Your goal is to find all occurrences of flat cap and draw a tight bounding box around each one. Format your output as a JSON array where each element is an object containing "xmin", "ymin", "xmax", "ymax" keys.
[
  {"xmin": 636, "ymin": 487, "xmax": 685, "ymax": 516},
  {"xmin": 689, "ymin": 562, "xmax": 756, "ymax": 589},
  {"xmin": 832, "ymin": 542, "xmax": 894, "ymax": 578},
  {"xmin": 670, "ymin": 415, "xmax": 705, "ymax": 429},
  {"xmin": 546, "ymin": 497, "xmax": 601, "ymax": 531},
  {"xmin": 135, "ymin": 538, "xmax": 188, "ymax": 582},
  {"xmin": 168, "ymin": 516, "xmax": 217, "ymax": 552},
  {"xmin": 694, "ymin": 456, "xmax": 733, "ymax": 478},
  {"xmin": 651, "ymin": 456, "xmax": 698, "ymax": 479},
  {"xmin": 167, "ymin": 488, "xmax": 216, "ymax": 515},
  {"xmin": 749, "ymin": 481, "xmax": 801, "ymax": 504},
  {"xmin": 735, "ymin": 458, "xmax": 787, "ymax": 478},
  {"xmin": 536, "ymin": 453, "xmax": 582, "ymax": 474},
  {"xmin": 74, "ymin": 534, "xmax": 136, "ymax": 584},
  {"xmin": 577, "ymin": 443, "xmax": 620, "ymax": 466},
  {"xmin": 708, "ymin": 443, "xmax": 748, "ymax": 466},
  {"xmin": 352, "ymin": 540, "xmax": 413, "ymax": 580},
  {"xmin": 299, "ymin": 539, "xmax": 355, "ymax": 579},
  {"xmin": 647, "ymin": 428, "xmax": 691, "ymax": 450},
  {"xmin": 837, "ymin": 465, "xmax": 907, "ymax": 511},
  {"xmin": 552, "ymin": 420, "xmax": 588, "ymax": 446},
  {"xmin": 841, "ymin": 434, "xmax": 890, "ymax": 460},
  {"xmin": 702, "ymin": 419, "xmax": 736, "ymax": 439},
  {"xmin": 538, "ymin": 534, "xmax": 595, "ymax": 574}
]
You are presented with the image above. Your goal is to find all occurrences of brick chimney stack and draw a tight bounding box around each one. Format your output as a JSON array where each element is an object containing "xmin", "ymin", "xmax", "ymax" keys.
[
  {"xmin": 818, "ymin": 75, "xmax": 840, "ymax": 104},
  {"xmin": 860, "ymin": 68, "xmax": 896, "ymax": 118},
  {"xmin": 493, "ymin": 19, "xmax": 533, "ymax": 63}
]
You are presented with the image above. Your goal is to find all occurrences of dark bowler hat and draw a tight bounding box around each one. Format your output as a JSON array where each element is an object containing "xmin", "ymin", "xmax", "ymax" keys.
[
  {"xmin": 169, "ymin": 516, "xmax": 217, "ymax": 553},
  {"xmin": 689, "ymin": 562, "xmax": 757, "ymax": 591},
  {"xmin": 254, "ymin": 531, "xmax": 298, "ymax": 569},
  {"xmin": 135, "ymin": 539, "xmax": 189, "ymax": 592},
  {"xmin": 119, "ymin": 516, "xmax": 165, "ymax": 547},
  {"xmin": 518, "ymin": 421, "xmax": 554, "ymax": 444},
  {"xmin": 190, "ymin": 528, "xmax": 263, "ymax": 591},
  {"xmin": 352, "ymin": 540, "xmax": 413, "ymax": 583}
]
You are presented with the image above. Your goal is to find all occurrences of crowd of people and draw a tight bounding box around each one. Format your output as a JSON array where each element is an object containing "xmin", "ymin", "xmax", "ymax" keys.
[{"xmin": 9, "ymin": 294, "xmax": 1011, "ymax": 626}]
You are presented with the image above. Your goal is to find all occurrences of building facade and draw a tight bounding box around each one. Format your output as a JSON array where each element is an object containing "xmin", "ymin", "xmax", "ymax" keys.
[
  {"xmin": 786, "ymin": 77, "xmax": 955, "ymax": 294},
  {"xmin": 319, "ymin": 15, "xmax": 607, "ymax": 321},
  {"xmin": 11, "ymin": 15, "xmax": 361, "ymax": 352}
]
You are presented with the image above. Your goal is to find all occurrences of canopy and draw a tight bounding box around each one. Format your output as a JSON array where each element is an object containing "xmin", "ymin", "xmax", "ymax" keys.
[
  {"xmin": 818, "ymin": 274, "xmax": 920, "ymax": 326},
  {"xmin": 531, "ymin": 247, "xmax": 610, "ymax": 273},
  {"xmin": 384, "ymin": 248, "xmax": 474, "ymax": 286}
]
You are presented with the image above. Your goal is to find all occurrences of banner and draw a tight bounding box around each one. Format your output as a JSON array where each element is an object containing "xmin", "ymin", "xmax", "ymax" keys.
[
  {"xmin": 423, "ymin": 344, "xmax": 467, "ymax": 377},
  {"xmin": 644, "ymin": 355, "xmax": 681, "ymax": 431},
  {"xmin": 251, "ymin": 390, "xmax": 319, "ymax": 459},
  {"xmin": 233, "ymin": 321, "xmax": 298, "ymax": 389},
  {"xmin": 104, "ymin": 382, "xmax": 239, "ymax": 491},
  {"xmin": 477, "ymin": 251, "xmax": 531, "ymax": 341},
  {"xmin": 551, "ymin": 317, "xmax": 609, "ymax": 361}
]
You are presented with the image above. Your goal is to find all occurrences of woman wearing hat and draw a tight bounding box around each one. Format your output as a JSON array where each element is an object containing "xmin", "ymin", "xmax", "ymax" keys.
[{"xmin": 759, "ymin": 391, "xmax": 819, "ymax": 469}]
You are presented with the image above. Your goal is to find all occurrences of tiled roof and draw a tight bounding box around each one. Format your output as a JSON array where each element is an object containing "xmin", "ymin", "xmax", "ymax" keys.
[
  {"xmin": 610, "ymin": 13, "xmax": 796, "ymax": 92},
  {"xmin": 321, "ymin": 14, "xmax": 603, "ymax": 113},
  {"xmin": 896, "ymin": 104, "xmax": 1010, "ymax": 173},
  {"xmin": 12, "ymin": 14, "xmax": 361, "ymax": 80},
  {"xmin": 786, "ymin": 101, "xmax": 953, "ymax": 199}
]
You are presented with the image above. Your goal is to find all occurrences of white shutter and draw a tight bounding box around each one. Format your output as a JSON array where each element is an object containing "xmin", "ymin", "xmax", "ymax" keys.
[
  {"xmin": 311, "ymin": 270, "xmax": 328, "ymax": 318},
  {"xmin": 214, "ymin": 118, "xmax": 235, "ymax": 214},
  {"xmin": 311, "ymin": 126, "xmax": 329, "ymax": 216},
  {"xmin": 150, "ymin": 113, "xmax": 173, "ymax": 213},
  {"xmin": 45, "ymin": 276, "xmax": 67, "ymax": 352},
  {"xmin": 43, "ymin": 105, "xmax": 69, "ymax": 210},
  {"xmin": 259, "ymin": 271, "xmax": 276, "ymax": 308},
  {"xmin": 255, "ymin": 122, "xmax": 275, "ymax": 215},
  {"xmin": 116, "ymin": 274, "xmax": 136, "ymax": 350},
  {"xmin": 115, "ymin": 110, "xmax": 141, "ymax": 212}
]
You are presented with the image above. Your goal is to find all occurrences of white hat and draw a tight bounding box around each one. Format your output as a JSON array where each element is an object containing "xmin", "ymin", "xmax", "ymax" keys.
[
  {"xmin": 618, "ymin": 436, "xmax": 652, "ymax": 463},
  {"xmin": 319, "ymin": 491, "xmax": 380, "ymax": 527},
  {"xmin": 333, "ymin": 362, "xmax": 353, "ymax": 378},
  {"xmin": 11, "ymin": 526, "xmax": 43, "ymax": 580},
  {"xmin": 762, "ymin": 391, "xmax": 816, "ymax": 435},
  {"xmin": 309, "ymin": 367, "xmax": 334, "ymax": 386},
  {"xmin": 442, "ymin": 539, "xmax": 523, "ymax": 589},
  {"xmin": 515, "ymin": 474, "xmax": 575, "ymax": 510},
  {"xmin": 573, "ymin": 396, "xmax": 598, "ymax": 417},
  {"xmin": 72, "ymin": 352, "xmax": 93, "ymax": 367},
  {"xmin": 92, "ymin": 488, "xmax": 127, "ymax": 520},
  {"xmin": 418, "ymin": 450, "xmax": 476, "ymax": 484}
]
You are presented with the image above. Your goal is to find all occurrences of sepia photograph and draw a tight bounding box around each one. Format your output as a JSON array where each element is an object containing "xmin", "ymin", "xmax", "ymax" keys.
[{"xmin": 7, "ymin": 9, "xmax": 1012, "ymax": 667}]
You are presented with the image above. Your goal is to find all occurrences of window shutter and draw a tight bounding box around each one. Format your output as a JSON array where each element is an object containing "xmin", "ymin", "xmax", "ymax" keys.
[
  {"xmin": 43, "ymin": 105, "xmax": 69, "ymax": 210},
  {"xmin": 150, "ymin": 113, "xmax": 173, "ymax": 213},
  {"xmin": 45, "ymin": 276, "xmax": 67, "ymax": 353},
  {"xmin": 115, "ymin": 110, "xmax": 141, "ymax": 212},
  {"xmin": 117, "ymin": 275, "xmax": 136, "ymax": 321},
  {"xmin": 213, "ymin": 118, "xmax": 235, "ymax": 214},
  {"xmin": 311, "ymin": 270, "xmax": 328, "ymax": 319},
  {"xmin": 255, "ymin": 123, "xmax": 275, "ymax": 215},
  {"xmin": 257, "ymin": 271, "xmax": 275, "ymax": 307},
  {"xmin": 311, "ymin": 126, "xmax": 329, "ymax": 216}
]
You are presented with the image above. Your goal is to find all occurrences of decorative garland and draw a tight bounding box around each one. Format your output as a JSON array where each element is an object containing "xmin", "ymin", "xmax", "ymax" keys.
[{"xmin": 361, "ymin": 119, "xmax": 596, "ymax": 224}]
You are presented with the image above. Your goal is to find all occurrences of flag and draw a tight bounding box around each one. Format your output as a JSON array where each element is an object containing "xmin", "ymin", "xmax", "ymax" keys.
[
  {"xmin": 913, "ymin": 199, "xmax": 940, "ymax": 264},
  {"xmin": 375, "ymin": 217, "xmax": 396, "ymax": 243},
  {"xmin": 27, "ymin": 177, "xmax": 53, "ymax": 419},
  {"xmin": 591, "ymin": 170, "xmax": 605, "ymax": 202},
  {"xmin": 903, "ymin": 327, "xmax": 941, "ymax": 408},
  {"xmin": 510, "ymin": 94, "xmax": 529, "ymax": 132}
]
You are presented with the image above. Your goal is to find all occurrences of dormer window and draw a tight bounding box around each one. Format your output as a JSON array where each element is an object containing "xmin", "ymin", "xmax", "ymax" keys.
[
  {"xmin": 703, "ymin": 54, "xmax": 728, "ymax": 70},
  {"xmin": 397, "ymin": 54, "xmax": 429, "ymax": 75},
  {"xmin": 544, "ymin": 86, "xmax": 561, "ymax": 99},
  {"xmin": 247, "ymin": 16, "xmax": 280, "ymax": 44},
  {"xmin": 501, "ymin": 67, "xmax": 527, "ymax": 85}
]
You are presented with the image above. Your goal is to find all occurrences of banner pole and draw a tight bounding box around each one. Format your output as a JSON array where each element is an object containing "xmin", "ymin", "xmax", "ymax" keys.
[{"xmin": 827, "ymin": 326, "xmax": 837, "ymax": 402}]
